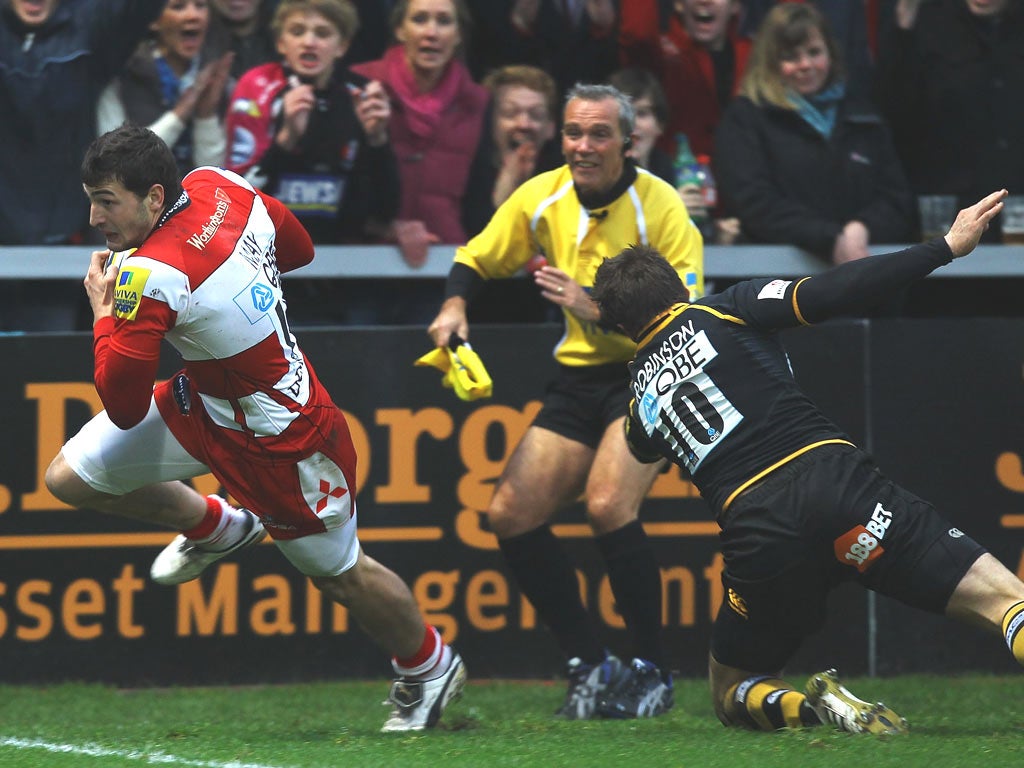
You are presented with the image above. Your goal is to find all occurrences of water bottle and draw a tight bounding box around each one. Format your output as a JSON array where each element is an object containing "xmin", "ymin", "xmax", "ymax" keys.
[
  {"xmin": 672, "ymin": 134, "xmax": 707, "ymax": 228},
  {"xmin": 672, "ymin": 133, "xmax": 696, "ymax": 183},
  {"xmin": 694, "ymin": 154, "xmax": 717, "ymax": 211}
]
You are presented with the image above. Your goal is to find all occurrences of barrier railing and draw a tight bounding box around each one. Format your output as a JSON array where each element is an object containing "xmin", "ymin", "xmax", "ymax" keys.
[{"xmin": 4, "ymin": 243, "xmax": 1023, "ymax": 279}]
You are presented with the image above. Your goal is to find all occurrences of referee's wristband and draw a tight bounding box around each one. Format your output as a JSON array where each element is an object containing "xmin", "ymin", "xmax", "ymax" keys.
[{"xmin": 444, "ymin": 262, "xmax": 484, "ymax": 301}]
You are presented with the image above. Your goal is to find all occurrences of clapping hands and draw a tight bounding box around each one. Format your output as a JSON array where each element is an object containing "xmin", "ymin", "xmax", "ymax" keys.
[{"xmin": 174, "ymin": 52, "xmax": 234, "ymax": 122}]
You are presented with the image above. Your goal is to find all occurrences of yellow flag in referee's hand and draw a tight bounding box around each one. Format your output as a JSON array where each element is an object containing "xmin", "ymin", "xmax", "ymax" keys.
[{"xmin": 414, "ymin": 338, "xmax": 493, "ymax": 401}]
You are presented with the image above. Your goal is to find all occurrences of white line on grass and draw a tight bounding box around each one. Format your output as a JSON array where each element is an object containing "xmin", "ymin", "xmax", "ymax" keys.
[{"xmin": 0, "ymin": 736, "xmax": 291, "ymax": 768}]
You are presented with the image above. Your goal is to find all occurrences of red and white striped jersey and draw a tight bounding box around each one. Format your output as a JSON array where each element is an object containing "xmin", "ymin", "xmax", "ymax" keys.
[{"xmin": 95, "ymin": 166, "xmax": 339, "ymax": 460}]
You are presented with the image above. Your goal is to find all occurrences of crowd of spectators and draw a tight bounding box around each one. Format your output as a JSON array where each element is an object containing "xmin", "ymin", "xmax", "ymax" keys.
[{"xmin": 2, "ymin": 0, "xmax": 1023, "ymax": 330}]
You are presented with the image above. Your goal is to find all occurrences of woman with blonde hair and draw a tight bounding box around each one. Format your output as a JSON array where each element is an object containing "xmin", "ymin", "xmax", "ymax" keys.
[{"xmin": 714, "ymin": 2, "xmax": 915, "ymax": 267}]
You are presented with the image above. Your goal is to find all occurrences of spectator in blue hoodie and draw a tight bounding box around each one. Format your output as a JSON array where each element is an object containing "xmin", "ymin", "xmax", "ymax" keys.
[
  {"xmin": 0, "ymin": 0, "xmax": 167, "ymax": 246},
  {"xmin": 0, "ymin": 0, "xmax": 166, "ymax": 332}
]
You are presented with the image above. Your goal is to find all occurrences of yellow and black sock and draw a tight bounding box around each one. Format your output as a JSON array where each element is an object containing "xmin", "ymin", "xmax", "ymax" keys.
[
  {"xmin": 725, "ymin": 676, "xmax": 820, "ymax": 731},
  {"xmin": 1002, "ymin": 601, "xmax": 1024, "ymax": 666}
]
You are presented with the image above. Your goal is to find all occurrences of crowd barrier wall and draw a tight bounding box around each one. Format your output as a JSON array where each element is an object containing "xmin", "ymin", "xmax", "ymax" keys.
[
  {"xmin": 0, "ymin": 320, "xmax": 1021, "ymax": 686},
  {"xmin": 3, "ymin": 243, "xmax": 1024, "ymax": 279}
]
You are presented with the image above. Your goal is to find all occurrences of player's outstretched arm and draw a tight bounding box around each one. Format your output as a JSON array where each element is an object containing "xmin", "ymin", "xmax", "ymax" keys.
[
  {"xmin": 945, "ymin": 189, "xmax": 1007, "ymax": 258},
  {"xmin": 789, "ymin": 188, "xmax": 1008, "ymax": 325}
]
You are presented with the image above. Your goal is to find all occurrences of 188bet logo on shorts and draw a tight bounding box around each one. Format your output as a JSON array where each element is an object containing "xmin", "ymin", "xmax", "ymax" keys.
[{"xmin": 834, "ymin": 502, "xmax": 893, "ymax": 573}]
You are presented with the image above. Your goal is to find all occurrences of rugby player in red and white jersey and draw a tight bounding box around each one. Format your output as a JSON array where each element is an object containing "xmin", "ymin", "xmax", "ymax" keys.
[{"xmin": 44, "ymin": 124, "xmax": 465, "ymax": 733}]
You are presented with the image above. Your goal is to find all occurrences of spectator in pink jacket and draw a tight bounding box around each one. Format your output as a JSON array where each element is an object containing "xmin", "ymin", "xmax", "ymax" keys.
[{"xmin": 352, "ymin": 0, "xmax": 488, "ymax": 267}]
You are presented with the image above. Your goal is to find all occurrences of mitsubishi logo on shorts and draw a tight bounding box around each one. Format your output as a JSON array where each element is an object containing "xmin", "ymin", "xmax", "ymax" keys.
[{"xmin": 316, "ymin": 479, "xmax": 348, "ymax": 514}]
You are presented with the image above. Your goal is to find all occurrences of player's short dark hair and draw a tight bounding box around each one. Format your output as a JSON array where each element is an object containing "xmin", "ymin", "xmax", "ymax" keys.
[
  {"xmin": 592, "ymin": 244, "xmax": 688, "ymax": 340},
  {"xmin": 81, "ymin": 124, "xmax": 182, "ymax": 202}
]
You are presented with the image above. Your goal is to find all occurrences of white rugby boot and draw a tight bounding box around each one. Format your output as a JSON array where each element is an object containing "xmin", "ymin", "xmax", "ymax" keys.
[
  {"xmin": 381, "ymin": 653, "xmax": 467, "ymax": 732},
  {"xmin": 150, "ymin": 498, "xmax": 266, "ymax": 585}
]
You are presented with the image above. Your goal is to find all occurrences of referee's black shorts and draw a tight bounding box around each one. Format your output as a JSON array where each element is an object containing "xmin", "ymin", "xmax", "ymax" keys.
[
  {"xmin": 711, "ymin": 443, "xmax": 986, "ymax": 672},
  {"xmin": 532, "ymin": 362, "xmax": 630, "ymax": 449}
]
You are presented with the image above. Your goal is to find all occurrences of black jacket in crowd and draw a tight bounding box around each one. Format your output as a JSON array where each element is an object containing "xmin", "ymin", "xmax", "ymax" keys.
[
  {"xmin": 0, "ymin": 0, "xmax": 165, "ymax": 245},
  {"xmin": 714, "ymin": 93, "xmax": 917, "ymax": 259},
  {"xmin": 876, "ymin": 0, "xmax": 1024, "ymax": 241}
]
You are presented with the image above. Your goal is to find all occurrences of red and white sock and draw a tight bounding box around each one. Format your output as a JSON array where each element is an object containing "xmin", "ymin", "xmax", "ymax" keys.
[
  {"xmin": 392, "ymin": 625, "xmax": 452, "ymax": 681},
  {"xmin": 182, "ymin": 495, "xmax": 245, "ymax": 549}
]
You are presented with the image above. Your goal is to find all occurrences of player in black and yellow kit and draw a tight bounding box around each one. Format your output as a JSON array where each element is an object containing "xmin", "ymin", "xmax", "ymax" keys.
[
  {"xmin": 591, "ymin": 188, "xmax": 1024, "ymax": 734},
  {"xmin": 428, "ymin": 83, "xmax": 704, "ymax": 719}
]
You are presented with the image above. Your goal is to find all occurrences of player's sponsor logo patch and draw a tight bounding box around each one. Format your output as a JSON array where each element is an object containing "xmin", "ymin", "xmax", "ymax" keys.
[
  {"xmin": 314, "ymin": 478, "xmax": 350, "ymax": 515},
  {"xmin": 113, "ymin": 266, "xmax": 151, "ymax": 320},
  {"xmin": 251, "ymin": 283, "xmax": 274, "ymax": 313},
  {"xmin": 948, "ymin": 528, "xmax": 964, "ymax": 538},
  {"xmin": 641, "ymin": 392, "xmax": 659, "ymax": 424},
  {"xmin": 726, "ymin": 587, "xmax": 749, "ymax": 619},
  {"xmin": 757, "ymin": 279, "xmax": 791, "ymax": 300},
  {"xmin": 234, "ymin": 276, "xmax": 275, "ymax": 324},
  {"xmin": 834, "ymin": 501, "xmax": 892, "ymax": 573},
  {"xmin": 186, "ymin": 195, "xmax": 230, "ymax": 251}
]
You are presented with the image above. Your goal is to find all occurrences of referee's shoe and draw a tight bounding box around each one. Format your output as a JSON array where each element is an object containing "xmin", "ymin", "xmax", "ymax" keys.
[
  {"xmin": 597, "ymin": 657, "xmax": 674, "ymax": 719},
  {"xmin": 556, "ymin": 655, "xmax": 626, "ymax": 719}
]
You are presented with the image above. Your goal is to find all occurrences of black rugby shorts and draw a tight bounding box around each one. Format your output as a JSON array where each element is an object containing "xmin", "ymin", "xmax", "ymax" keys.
[
  {"xmin": 532, "ymin": 362, "xmax": 630, "ymax": 449},
  {"xmin": 711, "ymin": 443, "xmax": 986, "ymax": 672}
]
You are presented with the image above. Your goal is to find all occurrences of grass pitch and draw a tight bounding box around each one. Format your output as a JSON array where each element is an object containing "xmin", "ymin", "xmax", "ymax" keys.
[{"xmin": 1, "ymin": 675, "xmax": 1021, "ymax": 767}]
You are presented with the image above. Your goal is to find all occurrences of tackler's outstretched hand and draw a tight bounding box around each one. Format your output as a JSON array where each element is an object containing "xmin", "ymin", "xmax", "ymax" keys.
[{"xmin": 945, "ymin": 189, "xmax": 1008, "ymax": 258}]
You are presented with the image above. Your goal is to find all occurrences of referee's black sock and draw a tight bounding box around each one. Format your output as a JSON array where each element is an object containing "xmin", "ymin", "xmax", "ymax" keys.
[
  {"xmin": 596, "ymin": 519, "xmax": 667, "ymax": 673},
  {"xmin": 498, "ymin": 525, "xmax": 606, "ymax": 665}
]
